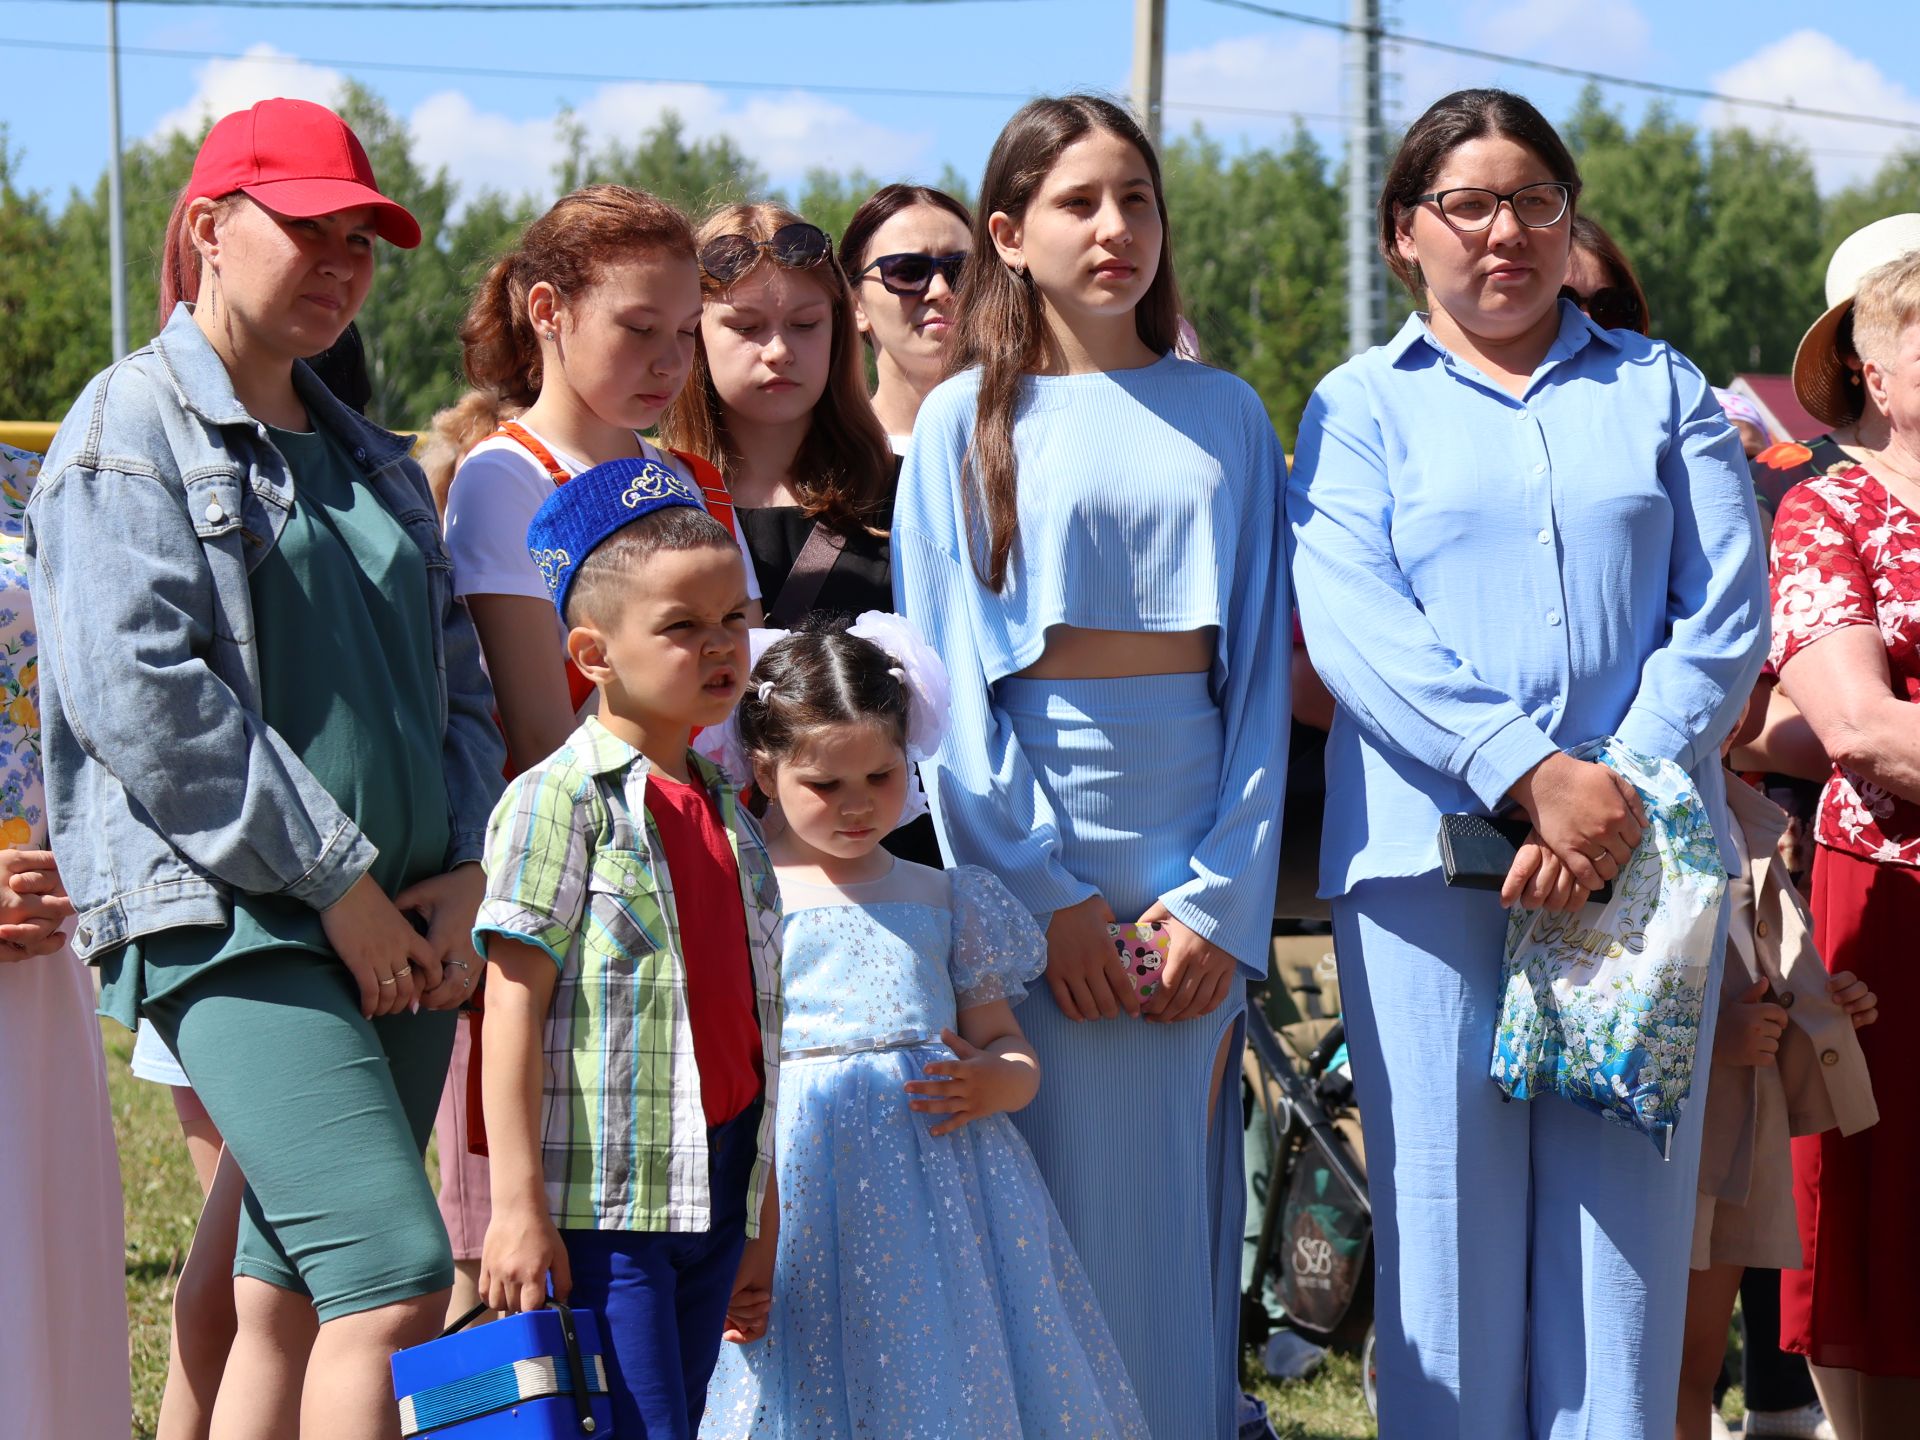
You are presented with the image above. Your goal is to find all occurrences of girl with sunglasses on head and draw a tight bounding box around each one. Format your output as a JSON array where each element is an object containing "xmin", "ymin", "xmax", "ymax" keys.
[
  {"xmin": 29, "ymin": 98, "xmax": 508, "ymax": 1440},
  {"xmin": 892, "ymin": 95, "xmax": 1289, "ymax": 1440},
  {"xmin": 661, "ymin": 203, "xmax": 894, "ymax": 630},
  {"xmin": 450, "ymin": 185, "xmax": 763, "ymax": 775},
  {"xmin": 837, "ymin": 183, "xmax": 973, "ymax": 454},
  {"xmin": 1288, "ymin": 88, "xmax": 1767, "ymax": 1439}
]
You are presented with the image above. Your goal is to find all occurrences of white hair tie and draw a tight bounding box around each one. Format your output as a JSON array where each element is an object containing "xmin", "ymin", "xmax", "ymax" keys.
[
  {"xmin": 846, "ymin": 611, "xmax": 953, "ymax": 762},
  {"xmin": 757, "ymin": 680, "xmax": 775, "ymax": 703}
]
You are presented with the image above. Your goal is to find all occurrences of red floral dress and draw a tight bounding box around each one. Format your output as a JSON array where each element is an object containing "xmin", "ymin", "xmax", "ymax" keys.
[{"xmin": 1769, "ymin": 464, "xmax": 1920, "ymax": 866}]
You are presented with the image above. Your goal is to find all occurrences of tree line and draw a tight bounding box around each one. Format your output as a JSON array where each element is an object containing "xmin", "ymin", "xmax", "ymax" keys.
[{"xmin": 4, "ymin": 82, "xmax": 1919, "ymax": 445}]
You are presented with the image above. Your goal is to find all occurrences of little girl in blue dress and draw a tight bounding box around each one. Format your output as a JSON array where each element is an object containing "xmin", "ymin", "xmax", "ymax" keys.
[{"xmin": 699, "ymin": 615, "xmax": 1146, "ymax": 1439}]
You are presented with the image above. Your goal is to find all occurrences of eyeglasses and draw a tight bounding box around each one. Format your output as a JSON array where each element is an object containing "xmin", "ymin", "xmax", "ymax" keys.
[
  {"xmin": 1560, "ymin": 283, "xmax": 1645, "ymax": 334},
  {"xmin": 1414, "ymin": 182, "xmax": 1573, "ymax": 233},
  {"xmin": 857, "ymin": 251, "xmax": 969, "ymax": 297},
  {"xmin": 699, "ymin": 222, "xmax": 833, "ymax": 286}
]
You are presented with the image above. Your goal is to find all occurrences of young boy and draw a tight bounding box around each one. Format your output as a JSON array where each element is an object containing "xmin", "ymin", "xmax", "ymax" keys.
[{"xmin": 474, "ymin": 456, "xmax": 782, "ymax": 1438}]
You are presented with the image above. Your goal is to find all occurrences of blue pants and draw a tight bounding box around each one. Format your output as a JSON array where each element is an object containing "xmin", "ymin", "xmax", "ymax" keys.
[
  {"xmin": 1333, "ymin": 873, "xmax": 1724, "ymax": 1439},
  {"xmin": 564, "ymin": 1102, "xmax": 760, "ymax": 1440}
]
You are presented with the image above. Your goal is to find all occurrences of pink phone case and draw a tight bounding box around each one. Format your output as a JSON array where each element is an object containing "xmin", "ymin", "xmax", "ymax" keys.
[{"xmin": 1109, "ymin": 921, "xmax": 1172, "ymax": 999}]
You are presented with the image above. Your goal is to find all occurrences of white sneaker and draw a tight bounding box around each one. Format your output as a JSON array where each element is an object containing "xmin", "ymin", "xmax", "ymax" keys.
[
  {"xmin": 1744, "ymin": 1402, "xmax": 1838, "ymax": 1439},
  {"xmin": 1710, "ymin": 1410, "xmax": 1733, "ymax": 1440}
]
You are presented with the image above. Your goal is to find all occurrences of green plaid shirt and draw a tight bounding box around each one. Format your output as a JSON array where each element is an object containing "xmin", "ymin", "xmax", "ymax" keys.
[{"xmin": 475, "ymin": 716, "xmax": 782, "ymax": 1236}]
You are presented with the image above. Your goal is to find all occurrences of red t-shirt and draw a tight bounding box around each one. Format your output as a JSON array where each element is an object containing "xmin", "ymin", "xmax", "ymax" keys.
[{"xmin": 645, "ymin": 771, "xmax": 764, "ymax": 1125}]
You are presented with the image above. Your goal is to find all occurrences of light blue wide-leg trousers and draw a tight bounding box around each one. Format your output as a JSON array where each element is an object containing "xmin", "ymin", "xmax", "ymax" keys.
[{"xmin": 1333, "ymin": 872, "xmax": 1725, "ymax": 1440}]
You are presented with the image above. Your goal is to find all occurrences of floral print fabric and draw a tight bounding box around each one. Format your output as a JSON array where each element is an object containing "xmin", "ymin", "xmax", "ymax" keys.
[
  {"xmin": 1492, "ymin": 740, "xmax": 1728, "ymax": 1153},
  {"xmin": 1769, "ymin": 466, "xmax": 1920, "ymax": 866},
  {"xmin": 0, "ymin": 446, "xmax": 44, "ymax": 847}
]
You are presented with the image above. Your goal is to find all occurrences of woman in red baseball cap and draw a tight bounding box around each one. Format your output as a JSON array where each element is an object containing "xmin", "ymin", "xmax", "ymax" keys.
[{"xmin": 30, "ymin": 98, "xmax": 505, "ymax": 1439}]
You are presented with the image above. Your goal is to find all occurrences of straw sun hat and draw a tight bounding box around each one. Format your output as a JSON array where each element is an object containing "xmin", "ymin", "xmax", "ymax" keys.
[{"xmin": 1793, "ymin": 213, "xmax": 1920, "ymax": 427}]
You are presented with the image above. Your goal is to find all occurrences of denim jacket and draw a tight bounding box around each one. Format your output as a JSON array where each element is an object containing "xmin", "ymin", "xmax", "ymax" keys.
[{"xmin": 26, "ymin": 305, "xmax": 505, "ymax": 962}]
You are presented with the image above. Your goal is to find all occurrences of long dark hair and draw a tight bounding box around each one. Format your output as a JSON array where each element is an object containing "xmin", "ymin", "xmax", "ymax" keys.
[
  {"xmin": 1569, "ymin": 215, "xmax": 1650, "ymax": 334},
  {"xmin": 659, "ymin": 201, "xmax": 893, "ymax": 534},
  {"xmin": 1378, "ymin": 88, "xmax": 1582, "ymax": 298},
  {"xmin": 946, "ymin": 94, "xmax": 1182, "ymax": 592},
  {"xmin": 838, "ymin": 183, "xmax": 975, "ymax": 354}
]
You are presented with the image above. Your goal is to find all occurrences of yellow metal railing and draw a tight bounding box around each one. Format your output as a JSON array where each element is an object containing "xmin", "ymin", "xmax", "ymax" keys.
[{"xmin": 0, "ymin": 423, "xmax": 60, "ymax": 455}]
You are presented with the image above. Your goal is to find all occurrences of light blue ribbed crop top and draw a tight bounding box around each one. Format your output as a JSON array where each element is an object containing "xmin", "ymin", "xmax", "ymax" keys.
[{"xmin": 891, "ymin": 355, "xmax": 1291, "ymax": 971}]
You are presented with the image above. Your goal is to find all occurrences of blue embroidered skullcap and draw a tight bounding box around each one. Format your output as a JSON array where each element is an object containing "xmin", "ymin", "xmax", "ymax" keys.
[{"xmin": 526, "ymin": 456, "xmax": 704, "ymax": 616}]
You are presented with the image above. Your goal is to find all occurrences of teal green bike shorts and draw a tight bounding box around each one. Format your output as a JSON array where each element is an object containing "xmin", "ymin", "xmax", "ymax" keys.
[{"xmin": 147, "ymin": 949, "xmax": 458, "ymax": 1321}]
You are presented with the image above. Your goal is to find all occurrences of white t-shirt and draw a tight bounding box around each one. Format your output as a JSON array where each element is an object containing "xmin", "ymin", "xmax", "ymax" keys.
[{"xmin": 442, "ymin": 422, "xmax": 761, "ymax": 605}]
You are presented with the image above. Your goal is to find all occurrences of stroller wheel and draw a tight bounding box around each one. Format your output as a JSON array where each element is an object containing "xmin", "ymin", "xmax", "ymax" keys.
[{"xmin": 1361, "ymin": 1324, "xmax": 1378, "ymax": 1418}]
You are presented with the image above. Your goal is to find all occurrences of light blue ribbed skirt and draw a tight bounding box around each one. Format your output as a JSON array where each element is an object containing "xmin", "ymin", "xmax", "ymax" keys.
[{"xmin": 996, "ymin": 673, "xmax": 1247, "ymax": 1440}]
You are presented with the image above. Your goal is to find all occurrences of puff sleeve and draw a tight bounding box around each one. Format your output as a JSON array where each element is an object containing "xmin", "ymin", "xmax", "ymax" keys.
[{"xmin": 947, "ymin": 865, "xmax": 1048, "ymax": 1011}]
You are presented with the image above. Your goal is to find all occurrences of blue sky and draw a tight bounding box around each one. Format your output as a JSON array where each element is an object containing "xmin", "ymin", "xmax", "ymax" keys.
[{"xmin": 5, "ymin": 0, "xmax": 1918, "ymax": 213}]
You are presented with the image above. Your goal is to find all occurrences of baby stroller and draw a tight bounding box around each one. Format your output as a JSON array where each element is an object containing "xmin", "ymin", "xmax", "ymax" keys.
[{"xmin": 1242, "ymin": 717, "xmax": 1377, "ymax": 1414}]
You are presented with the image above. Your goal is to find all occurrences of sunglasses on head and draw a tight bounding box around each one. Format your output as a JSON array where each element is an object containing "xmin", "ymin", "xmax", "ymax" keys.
[
  {"xmin": 1561, "ymin": 283, "xmax": 1644, "ymax": 334},
  {"xmin": 857, "ymin": 250, "xmax": 969, "ymax": 297},
  {"xmin": 699, "ymin": 222, "xmax": 833, "ymax": 286}
]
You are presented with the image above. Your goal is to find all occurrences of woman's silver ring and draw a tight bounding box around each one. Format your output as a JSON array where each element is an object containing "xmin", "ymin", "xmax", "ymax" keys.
[
  {"xmin": 378, "ymin": 975, "xmax": 398, "ymax": 986},
  {"xmin": 1591, "ymin": 851, "xmax": 1609, "ymax": 864},
  {"xmin": 446, "ymin": 959, "xmax": 469, "ymax": 972},
  {"xmin": 396, "ymin": 963, "xmax": 412, "ymax": 975}
]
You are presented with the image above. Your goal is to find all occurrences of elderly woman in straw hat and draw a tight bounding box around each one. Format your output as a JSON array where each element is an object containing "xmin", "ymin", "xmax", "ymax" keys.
[{"xmin": 1764, "ymin": 215, "xmax": 1920, "ymax": 1440}]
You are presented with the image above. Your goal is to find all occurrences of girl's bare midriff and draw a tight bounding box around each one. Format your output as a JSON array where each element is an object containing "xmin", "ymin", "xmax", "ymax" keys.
[{"xmin": 1015, "ymin": 625, "xmax": 1215, "ymax": 680}]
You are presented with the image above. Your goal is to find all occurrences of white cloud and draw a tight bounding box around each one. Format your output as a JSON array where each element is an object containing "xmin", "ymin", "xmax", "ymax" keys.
[
  {"xmin": 1475, "ymin": 0, "xmax": 1650, "ymax": 70},
  {"xmin": 149, "ymin": 43, "xmax": 346, "ymax": 140},
  {"xmin": 408, "ymin": 83, "xmax": 928, "ymax": 206},
  {"xmin": 146, "ymin": 43, "xmax": 928, "ymax": 205},
  {"xmin": 1164, "ymin": 30, "xmax": 1344, "ymax": 140},
  {"xmin": 1706, "ymin": 30, "xmax": 1920, "ymax": 192}
]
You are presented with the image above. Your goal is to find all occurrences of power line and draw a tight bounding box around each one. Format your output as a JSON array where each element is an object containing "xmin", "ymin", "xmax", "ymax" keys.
[
  {"xmin": 1203, "ymin": 0, "xmax": 1920, "ymax": 138},
  {"xmin": 0, "ymin": 33, "xmax": 1349, "ymax": 124}
]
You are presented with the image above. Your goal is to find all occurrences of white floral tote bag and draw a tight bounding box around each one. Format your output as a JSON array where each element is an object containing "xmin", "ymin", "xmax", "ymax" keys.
[{"xmin": 1490, "ymin": 739, "xmax": 1727, "ymax": 1156}]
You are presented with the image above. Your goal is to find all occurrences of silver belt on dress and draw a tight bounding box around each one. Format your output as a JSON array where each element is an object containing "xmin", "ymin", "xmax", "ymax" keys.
[{"xmin": 779, "ymin": 1029, "xmax": 939, "ymax": 1062}]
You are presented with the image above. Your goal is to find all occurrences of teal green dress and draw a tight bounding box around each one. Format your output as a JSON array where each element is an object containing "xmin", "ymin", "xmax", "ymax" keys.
[{"xmin": 101, "ymin": 422, "xmax": 451, "ymax": 1020}]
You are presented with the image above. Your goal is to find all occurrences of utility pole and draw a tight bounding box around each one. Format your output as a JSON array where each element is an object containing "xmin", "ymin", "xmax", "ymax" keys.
[
  {"xmin": 1132, "ymin": 0, "xmax": 1165, "ymax": 150},
  {"xmin": 107, "ymin": 0, "xmax": 128, "ymax": 360},
  {"xmin": 1345, "ymin": 0, "xmax": 1386, "ymax": 355}
]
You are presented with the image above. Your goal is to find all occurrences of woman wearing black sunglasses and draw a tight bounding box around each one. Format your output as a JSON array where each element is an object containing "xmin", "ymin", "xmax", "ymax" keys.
[
  {"xmin": 1565, "ymin": 214, "xmax": 1649, "ymax": 335},
  {"xmin": 838, "ymin": 184, "xmax": 974, "ymax": 454}
]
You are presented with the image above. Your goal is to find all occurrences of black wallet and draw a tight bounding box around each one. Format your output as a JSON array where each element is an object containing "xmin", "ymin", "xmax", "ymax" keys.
[{"xmin": 1436, "ymin": 812, "xmax": 1613, "ymax": 903}]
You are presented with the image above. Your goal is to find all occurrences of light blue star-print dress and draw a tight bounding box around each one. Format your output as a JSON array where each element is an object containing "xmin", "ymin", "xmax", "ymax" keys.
[{"xmin": 701, "ymin": 859, "xmax": 1147, "ymax": 1440}]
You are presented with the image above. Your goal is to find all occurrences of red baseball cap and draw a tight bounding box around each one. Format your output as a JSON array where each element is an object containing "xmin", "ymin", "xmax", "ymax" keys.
[{"xmin": 188, "ymin": 97, "xmax": 422, "ymax": 249}]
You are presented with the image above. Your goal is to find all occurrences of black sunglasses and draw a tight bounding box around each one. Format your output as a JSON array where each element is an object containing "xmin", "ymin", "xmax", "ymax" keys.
[
  {"xmin": 699, "ymin": 222, "xmax": 833, "ymax": 286},
  {"xmin": 857, "ymin": 250, "xmax": 968, "ymax": 297},
  {"xmin": 1561, "ymin": 283, "xmax": 1644, "ymax": 334}
]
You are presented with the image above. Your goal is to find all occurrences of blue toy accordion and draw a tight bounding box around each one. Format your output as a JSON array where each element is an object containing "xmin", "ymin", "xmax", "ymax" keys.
[{"xmin": 390, "ymin": 1301, "xmax": 615, "ymax": 1437}]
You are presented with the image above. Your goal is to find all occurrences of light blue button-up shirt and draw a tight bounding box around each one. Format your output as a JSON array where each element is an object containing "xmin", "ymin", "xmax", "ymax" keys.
[{"xmin": 1288, "ymin": 301, "xmax": 1769, "ymax": 897}]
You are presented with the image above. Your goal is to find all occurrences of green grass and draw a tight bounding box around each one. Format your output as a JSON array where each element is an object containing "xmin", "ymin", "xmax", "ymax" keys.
[{"xmin": 1244, "ymin": 1350, "xmax": 1377, "ymax": 1438}]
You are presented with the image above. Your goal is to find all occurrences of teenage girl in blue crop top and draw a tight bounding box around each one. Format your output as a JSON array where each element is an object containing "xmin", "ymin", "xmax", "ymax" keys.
[{"xmin": 892, "ymin": 94, "xmax": 1289, "ymax": 1440}]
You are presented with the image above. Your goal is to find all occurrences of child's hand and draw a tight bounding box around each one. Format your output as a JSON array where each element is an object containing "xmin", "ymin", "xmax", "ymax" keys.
[
  {"xmin": 1828, "ymin": 970, "xmax": 1879, "ymax": 1028},
  {"xmin": 722, "ymin": 1233, "xmax": 777, "ymax": 1345},
  {"xmin": 479, "ymin": 1203, "xmax": 570, "ymax": 1315},
  {"xmin": 1718, "ymin": 978, "xmax": 1790, "ymax": 1068},
  {"xmin": 906, "ymin": 1029, "xmax": 1038, "ymax": 1136}
]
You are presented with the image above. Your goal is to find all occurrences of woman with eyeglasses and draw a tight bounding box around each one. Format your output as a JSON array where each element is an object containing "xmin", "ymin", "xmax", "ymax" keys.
[
  {"xmin": 838, "ymin": 184, "xmax": 973, "ymax": 455},
  {"xmin": 1566, "ymin": 214, "xmax": 1650, "ymax": 334},
  {"xmin": 1288, "ymin": 88, "xmax": 1767, "ymax": 1439}
]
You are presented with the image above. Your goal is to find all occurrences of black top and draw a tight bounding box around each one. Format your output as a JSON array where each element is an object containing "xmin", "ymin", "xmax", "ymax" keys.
[{"xmin": 738, "ymin": 492, "xmax": 898, "ymax": 625}]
